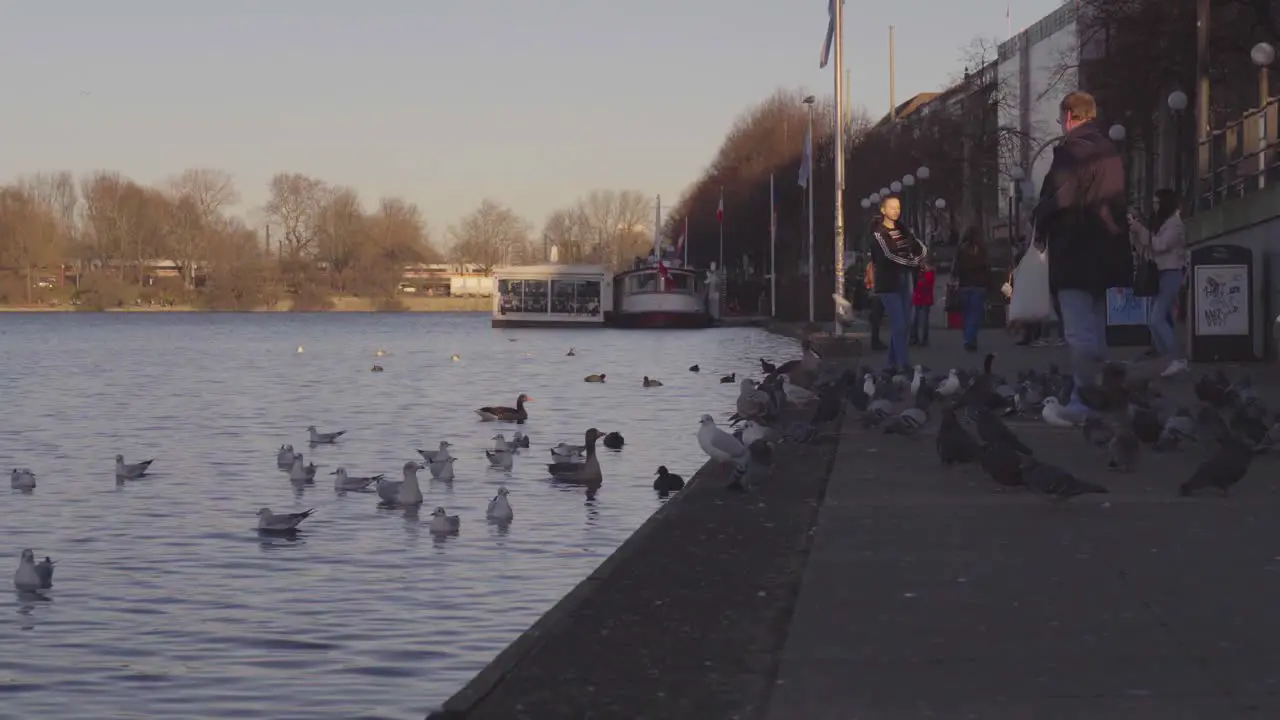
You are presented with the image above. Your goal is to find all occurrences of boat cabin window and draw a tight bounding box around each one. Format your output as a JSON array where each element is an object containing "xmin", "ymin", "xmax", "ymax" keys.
[
  {"xmin": 666, "ymin": 273, "xmax": 693, "ymax": 292},
  {"xmin": 497, "ymin": 278, "xmax": 549, "ymax": 314},
  {"xmin": 550, "ymin": 279, "xmax": 601, "ymax": 315},
  {"xmin": 626, "ymin": 272, "xmax": 657, "ymax": 293}
]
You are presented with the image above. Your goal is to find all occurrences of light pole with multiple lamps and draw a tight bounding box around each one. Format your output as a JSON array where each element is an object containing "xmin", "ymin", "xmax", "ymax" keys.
[
  {"xmin": 1252, "ymin": 42, "xmax": 1274, "ymax": 189},
  {"xmin": 1168, "ymin": 90, "xmax": 1188, "ymax": 200}
]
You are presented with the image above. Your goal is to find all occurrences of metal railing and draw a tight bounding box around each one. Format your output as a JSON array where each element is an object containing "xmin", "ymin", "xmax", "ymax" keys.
[{"xmin": 1196, "ymin": 96, "xmax": 1280, "ymax": 210}]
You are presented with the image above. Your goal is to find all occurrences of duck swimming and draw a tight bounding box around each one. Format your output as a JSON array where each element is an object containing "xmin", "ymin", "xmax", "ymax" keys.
[
  {"xmin": 584, "ymin": 374, "xmax": 606, "ymax": 383},
  {"xmin": 602, "ymin": 431, "xmax": 624, "ymax": 450},
  {"xmin": 653, "ymin": 466, "xmax": 684, "ymax": 494},
  {"xmin": 720, "ymin": 373, "xmax": 735, "ymax": 383},
  {"xmin": 547, "ymin": 428, "xmax": 603, "ymax": 484},
  {"xmin": 567, "ymin": 348, "xmax": 576, "ymax": 356},
  {"xmin": 643, "ymin": 376, "xmax": 663, "ymax": 387},
  {"xmin": 476, "ymin": 394, "xmax": 531, "ymax": 423}
]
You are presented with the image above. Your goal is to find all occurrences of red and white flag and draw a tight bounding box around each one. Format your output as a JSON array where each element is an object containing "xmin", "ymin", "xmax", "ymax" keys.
[
  {"xmin": 716, "ymin": 189, "xmax": 724, "ymax": 223},
  {"xmin": 674, "ymin": 229, "xmax": 686, "ymax": 259}
]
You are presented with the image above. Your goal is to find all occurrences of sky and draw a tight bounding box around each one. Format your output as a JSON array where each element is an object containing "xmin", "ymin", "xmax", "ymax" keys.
[{"xmin": 0, "ymin": 0, "xmax": 1064, "ymax": 240}]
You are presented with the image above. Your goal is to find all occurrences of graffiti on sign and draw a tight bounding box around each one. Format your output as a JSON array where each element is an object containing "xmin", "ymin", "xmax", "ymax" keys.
[{"xmin": 1193, "ymin": 264, "xmax": 1248, "ymax": 336}]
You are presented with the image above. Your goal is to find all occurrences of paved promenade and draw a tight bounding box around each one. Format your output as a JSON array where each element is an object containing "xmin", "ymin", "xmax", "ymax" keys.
[{"xmin": 766, "ymin": 329, "xmax": 1280, "ymax": 719}]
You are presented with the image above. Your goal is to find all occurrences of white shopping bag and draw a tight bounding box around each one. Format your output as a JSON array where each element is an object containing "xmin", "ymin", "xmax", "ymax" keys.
[{"xmin": 1007, "ymin": 245, "xmax": 1053, "ymax": 324}]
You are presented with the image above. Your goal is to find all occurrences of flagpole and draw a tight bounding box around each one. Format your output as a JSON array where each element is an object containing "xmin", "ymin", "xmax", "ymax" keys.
[
  {"xmin": 832, "ymin": 0, "xmax": 846, "ymax": 335},
  {"xmin": 683, "ymin": 215, "xmax": 689, "ymax": 265},
  {"xmin": 770, "ymin": 173, "xmax": 776, "ymax": 319},
  {"xmin": 807, "ymin": 110, "xmax": 816, "ymax": 323},
  {"xmin": 718, "ymin": 186, "xmax": 724, "ymax": 272}
]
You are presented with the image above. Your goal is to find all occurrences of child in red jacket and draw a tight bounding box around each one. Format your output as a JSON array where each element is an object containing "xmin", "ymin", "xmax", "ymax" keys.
[{"xmin": 910, "ymin": 257, "xmax": 935, "ymax": 346}]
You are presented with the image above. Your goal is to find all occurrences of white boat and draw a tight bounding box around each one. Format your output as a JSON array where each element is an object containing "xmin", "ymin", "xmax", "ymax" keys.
[
  {"xmin": 491, "ymin": 265, "xmax": 613, "ymax": 328},
  {"xmin": 612, "ymin": 258, "xmax": 712, "ymax": 328}
]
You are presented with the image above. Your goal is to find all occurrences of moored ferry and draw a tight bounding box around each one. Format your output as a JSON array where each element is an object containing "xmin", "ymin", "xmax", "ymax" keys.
[
  {"xmin": 491, "ymin": 264, "xmax": 612, "ymax": 328},
  {"xmin": 612, "ymin": 258, "xmax": 712, "ymax": 328}
]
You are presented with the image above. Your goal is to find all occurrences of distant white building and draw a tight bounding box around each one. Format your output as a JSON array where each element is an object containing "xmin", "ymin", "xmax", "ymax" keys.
[{"xmin": 997, "ymin": 2, "xmax": 1085, "ymax": 227}]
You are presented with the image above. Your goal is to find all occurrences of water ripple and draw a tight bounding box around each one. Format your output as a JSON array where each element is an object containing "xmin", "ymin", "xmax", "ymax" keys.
[{"xmin": 0, "ymin": 311, "xmax": 798, "ymax": 718}]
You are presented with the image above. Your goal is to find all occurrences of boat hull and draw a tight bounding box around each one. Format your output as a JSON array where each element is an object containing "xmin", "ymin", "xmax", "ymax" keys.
[{"xmin": 612, "ymin": 311, "xmax": 712, "ymax": 329}]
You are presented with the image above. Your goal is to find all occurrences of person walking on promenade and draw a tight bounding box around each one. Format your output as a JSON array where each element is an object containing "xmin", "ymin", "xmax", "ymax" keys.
[
  {"xmin": 951, "ymin": 228, "xmax": 990, "ymax": 352},
  {"xmin": 866, "ymin": 194, "xmax": 926, "ymax": 372},
  {"xmin": 1031, "ymin": 91, "xmax": 1130, "ymax": 417},
  {"xmin": 1129, "ymin": 187, "xmax": 1189, "ymax": 377},
  {"xmin": 910, "ymin": 254, "xmax": 936, "ymax": 346}
]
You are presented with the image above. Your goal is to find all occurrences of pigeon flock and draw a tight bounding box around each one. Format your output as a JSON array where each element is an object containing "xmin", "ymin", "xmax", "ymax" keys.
[{"xmin": 839, "ymin": 353, "xmax": 1277, "ymax": 499}]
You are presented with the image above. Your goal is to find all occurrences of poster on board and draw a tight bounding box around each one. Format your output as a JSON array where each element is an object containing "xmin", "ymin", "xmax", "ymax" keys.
[
  {"xmin": 1105, "ymin": 287, "xmax": 1149, "ymax": 326},
  {"xmin": 1193, "ymin": 264, "xmax": 1249, "ymax": 336}
]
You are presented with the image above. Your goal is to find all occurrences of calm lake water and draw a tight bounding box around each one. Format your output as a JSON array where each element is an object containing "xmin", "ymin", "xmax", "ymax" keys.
[{"xmin": 0, "ymin": 312, "xmax": 798, "ymax": 719}]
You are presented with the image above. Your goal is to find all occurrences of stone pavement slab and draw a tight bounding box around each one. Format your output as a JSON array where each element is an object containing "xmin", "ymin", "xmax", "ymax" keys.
[{"xmin": 766, "ymin": 330, "xmax": 1280, "ymax": 720}]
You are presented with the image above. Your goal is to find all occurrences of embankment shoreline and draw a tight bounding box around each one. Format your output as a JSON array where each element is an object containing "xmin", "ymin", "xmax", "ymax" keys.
[
  {"xmin": 427, "ymin": 419, "xmax": 841, "ymax": 719},
  {"xmin": 0, "ymin": 297, "xmax": 491, "ymax": 313}
]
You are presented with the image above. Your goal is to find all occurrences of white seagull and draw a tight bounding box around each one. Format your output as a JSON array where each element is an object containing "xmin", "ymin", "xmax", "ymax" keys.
[
  {"xmin": 115, "ymin": 455, "xmax": 154, "ymax": 480},
  {"xmin": 429, "ymin": 507, "xmax": 461, "ymax": 534},
  {"xmin": 697, "ymin": 414, "xmax": 748, "ymax": 480},
  {"xmin": 331, "ymin": 467, "xmax": 384, "ymax": 492},
  {"xmin": 257, "ymin": 507, "xmax": 315, "ymax": 531},
  {"xmin": 288, "ymin": 454, "xmax": 317, "ymax": 483},
  {"xmin": 276, "ymin": 445, "xmax": 295, "ymax": 469},
  {"xmin": 1041, "ymin": 397, "xmax": 1083, "ymax": 428},
  {"xmin": 14, "ymin": 549, "xmax": 41, "ymax": 592},
  {"xmin": 307, "ymin": 426, "xmax": 346, "ymax": 444},
  {"xmin": 417, "ymin": 441, "xmax": 453, "ymax": 463},
  {"xmin": 376, "ymin": 461, "xmax": 425, "ymax": 506},
  {"xmin": 486, "ymin": 487, "xmax": 514, "ymax": 522},
  {"xmin": 427, "ymin": 456, "xmax": 456, "ymax": 480}
]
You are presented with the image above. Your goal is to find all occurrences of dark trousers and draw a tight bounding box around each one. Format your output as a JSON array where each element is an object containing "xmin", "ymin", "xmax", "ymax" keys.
[{"xmin": 868, "ymin": 295, "xmax": 885, "ymax": 345}]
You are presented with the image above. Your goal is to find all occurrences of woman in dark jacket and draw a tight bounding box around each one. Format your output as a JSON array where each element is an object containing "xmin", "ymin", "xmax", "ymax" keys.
[
  {"xmin": 866, "ymin": 195, "xmax": 926, "ymax": 371},
  {"xmin": 951, "ymin": 228, "xmax": 989, "ymax": 351}
]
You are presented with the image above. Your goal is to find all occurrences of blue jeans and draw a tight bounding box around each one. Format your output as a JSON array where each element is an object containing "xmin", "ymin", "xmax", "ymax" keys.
[
  {"xmin": 955, "ymin": 287, "xmax": 986, "ymax": 347},
  {"xmin": 911, "ymin": 306, "xmax": 931, "ymax": 344},
  {"xmin": 1057, "ymin": 289, "xmax": 1108, "ymax": 409},
  {"xmin": 877, "ymin": 280, "xmax": 912, "ymax": 370},
  {"xmin": 1148, "ymin": 269, "xmax": 1184, "ymax": 359}
]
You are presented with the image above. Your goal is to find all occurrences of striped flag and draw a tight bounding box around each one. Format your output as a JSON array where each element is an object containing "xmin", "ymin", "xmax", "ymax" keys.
[
  {"xmin": 797, "ymin": 124, "xmax": 813, "ymax": 187},
  {"xmin": 716, "ymin": 189, "xmax": 724, "ymax": 223}
]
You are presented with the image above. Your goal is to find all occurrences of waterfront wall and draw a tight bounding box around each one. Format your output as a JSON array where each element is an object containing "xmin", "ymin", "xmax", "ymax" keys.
[{"xmin": 427, "ymin": 416, "xmax": 841, "ymax": 719}]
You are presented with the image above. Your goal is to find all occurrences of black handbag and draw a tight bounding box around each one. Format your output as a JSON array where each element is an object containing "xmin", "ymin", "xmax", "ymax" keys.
[
  {"xmin": 943, "ymin": 282, "xmax": 963, "ymax": 313},
  {"xmin": 1133, "ymin": 250, "xmax": 1160, "ymax": 297}
]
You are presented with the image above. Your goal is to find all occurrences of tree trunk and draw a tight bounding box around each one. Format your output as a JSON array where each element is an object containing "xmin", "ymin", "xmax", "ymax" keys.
[{"xmin": 25, "ymin": 265, "xmax": 32, "ymax": 304}]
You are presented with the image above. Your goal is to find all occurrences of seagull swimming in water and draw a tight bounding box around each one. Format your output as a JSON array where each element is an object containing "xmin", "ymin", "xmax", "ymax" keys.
[
  {"xmin": 115, "ymin": 455, "xmax": 154, "ymax": 480},
  {"xmin": 429, "ymin": 507, "xmax": 461, "ymax": 534},
  {"xmin": 331, "ymin": 467, "xmax": 384, "ymax": 492},
  {"xmin": 486, "ymin": 487, "xmax": 514, "ymax": 522},
  {"xmin": 307, "ymin": 426, "xmax": 346, "ymax": 444},
  {"xmin": 257, "ymin": 507, "xmax": 315, "ymax": 531}
]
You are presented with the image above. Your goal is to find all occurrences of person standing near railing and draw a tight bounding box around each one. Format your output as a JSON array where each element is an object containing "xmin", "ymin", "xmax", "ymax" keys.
[{"xmin": 1129, "ymin": 188, "xmax": 1189, "ymax": 377}]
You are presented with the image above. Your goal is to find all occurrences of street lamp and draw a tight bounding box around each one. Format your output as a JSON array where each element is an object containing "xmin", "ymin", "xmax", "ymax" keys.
[
  {"xmin": 801, "ymin": 95, "xmax": 817, "ymax": 322},
  {"xmin": 1252, "ymin": 43, "xmax": 1274, "ymax": 189},
  {"xmin": 1108, "ymin": 124, "xmax": 1126, "ymax": 142},
  {"xmin": 860, "ymin": 198, "xmax": 870, "ymax": 209},
  {"xmin": 1007, "ymin": 166, "xmax": 1025, "ymax": 245},
  {"xmin": 934, "ymin": 198, "xmax": 946, "ymax": 209},
  {"xmin": 880, "ymin": 186, "xmax": 890, "ymax": 197},
  {"xmin": 890, "ymin": 181, "xmax": 902, "ymax": 193},
  {"xmin": 1168, "ymin": 90, "xmax": 1188, "ymax": 197},
  {"xmin": 917, "ymin": 166, "xmax": 930, "ymax": 180},
  {"xmin": 869, "ymin": 192, "xmax": 880, "ymax": 203}
]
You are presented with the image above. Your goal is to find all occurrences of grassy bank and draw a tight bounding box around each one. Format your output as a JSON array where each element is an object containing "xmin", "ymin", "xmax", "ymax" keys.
[
  {"xmin": 0, "ymin": 296, "xmax": 491, "ymax": 313},
  {"xmin": 428, "ymin": 420, "xmax": 840, "ymax": 719}
]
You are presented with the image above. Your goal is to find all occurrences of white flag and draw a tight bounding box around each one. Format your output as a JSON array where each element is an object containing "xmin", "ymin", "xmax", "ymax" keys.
[{"xmin": 797, "ymin": 125, "xmax": 813, "ymax": 188}]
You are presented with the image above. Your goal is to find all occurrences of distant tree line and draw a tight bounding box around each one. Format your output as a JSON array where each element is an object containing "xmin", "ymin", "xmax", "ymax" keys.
[{"xmin": 0, "ymin": 168, "xmax": 661, "ymax": 310}]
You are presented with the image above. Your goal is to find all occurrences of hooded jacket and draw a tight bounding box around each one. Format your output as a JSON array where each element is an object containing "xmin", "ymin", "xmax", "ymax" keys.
[{"xmin": 1031, "ymin": 121, "xmax": 1131, "ymax": 294}]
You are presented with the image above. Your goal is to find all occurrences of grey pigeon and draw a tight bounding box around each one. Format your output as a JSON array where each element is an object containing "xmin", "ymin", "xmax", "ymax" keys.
[
  {"xmin": 884, "ymin": 384, "xmax": 932, "ymax": 435},
  {"xmin": 1154, "ymin": 409, "xmax": 1196, "ymax": 451},
  {"xmin": 978, "ymin": 443, "xmax": 1024, "ymax": 488},
  {"xmin": 973, "ymin": 407, "xmax": 1033, "ymax": 456},
  {"xmin": 1022, "ymin": 457, "xmax": 1109, "ymax": 500},
  {"xmin": 1179, "ymin": 435, "xmax": 1255, "ymax": 497}
]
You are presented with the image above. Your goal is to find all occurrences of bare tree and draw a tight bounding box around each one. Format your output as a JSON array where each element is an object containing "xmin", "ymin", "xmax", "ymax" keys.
[
  {"xmin": 165, "ymin": 169, "xmax": 238, "ymax": 287},
  {"xmin": 262, "ymin": 172, "xmax": 325, "ymax": 258},
  {"xmin": 575, "ymin": 190, "xmax": 653, "ymax": 269},
  {"xmin": 0, "ymin": 187, "xmax": 62, "ymax": 303},
  {"xmin": 448, "ymin": 200, "xmax": 531, "ymax": 271},
  {"xmin": 351, "ymin": 197, "xmax": 435, "ymax": 301},
  {"xmin": 201, "ymin": 216, "xmax": 277, "ymax": 310},
  {"xmin": 541, "ymin": 207, "xmax": 591, "ymax": 263}
]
